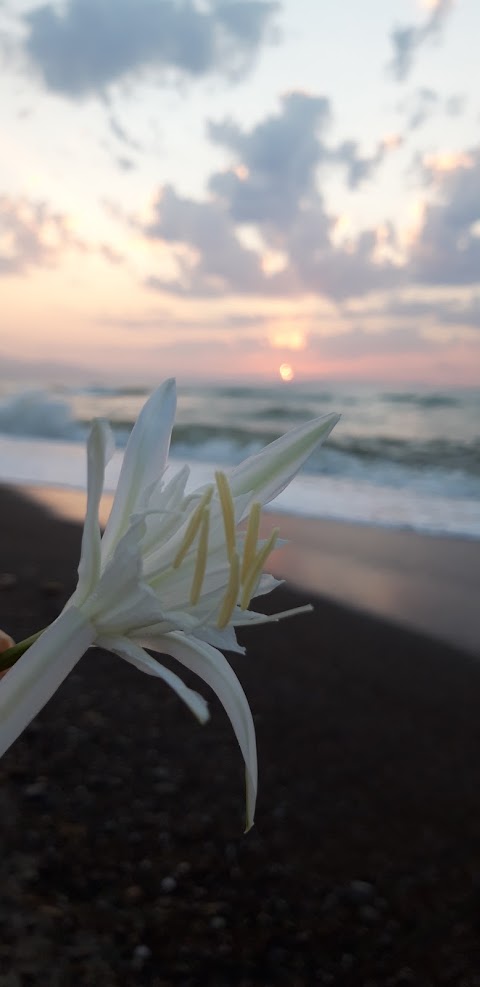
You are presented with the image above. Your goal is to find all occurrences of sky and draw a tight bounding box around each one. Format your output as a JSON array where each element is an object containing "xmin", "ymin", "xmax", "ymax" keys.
[{"xmin": 1, "ymin": 0, "xmax": 480, "ymax": 386}]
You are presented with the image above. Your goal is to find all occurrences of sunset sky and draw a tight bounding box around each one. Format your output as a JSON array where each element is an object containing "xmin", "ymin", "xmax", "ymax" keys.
[{"xmin": 1, "ymin": 0, "xmax": 480, "ymax": 385}]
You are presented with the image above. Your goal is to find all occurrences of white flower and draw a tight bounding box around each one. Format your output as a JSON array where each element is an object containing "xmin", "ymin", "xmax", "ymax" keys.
[{"xmin": 0, "ymin": 379, "xmax": 338, "ymax": 828}]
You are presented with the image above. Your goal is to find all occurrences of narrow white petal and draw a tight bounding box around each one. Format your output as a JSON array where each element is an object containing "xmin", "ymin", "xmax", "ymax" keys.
[
  {"xmin": 101, "ymin": 379, "xmax": 177, "ymax": 561},
  {"xmin": 252, "ymin": 573, "xmax": 284, "ymax": 597},
  {"xmin": 147, "ymin": 632, "xmax": 258, "ymax": 830},
  {"xmin": 147, "ymin": 463, "xmax": 190, "ymax": 513},
  {"xmin": 229, "ymin": 412, "xmax": 340, "ymax": 507},
  {"xmin": 98, "ymin": 635, "xmax": 209, "ymax": 724},
  {"xmin": 88, "ymin": 517, "xmax": 145, "ymax": 609},
  {"xmin": 193, "ymin": 624, "xmax": 246, "ymax": 655},
  {"xmin": 73, "ymin": 418, "xmax": 114, "ymax": 605},
  {"xmin": 0, "ymin": 607, "xmax": 94, "ymax": 759},
  {"xmin": 88, "ymin": 529, "xmax": 166, "ymax": 634}
]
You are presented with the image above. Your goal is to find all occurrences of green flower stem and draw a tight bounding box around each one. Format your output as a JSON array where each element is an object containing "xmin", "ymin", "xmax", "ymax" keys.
[{"xmin": 0, "ymin": 630, "xmax": 46, "ymax": 672}]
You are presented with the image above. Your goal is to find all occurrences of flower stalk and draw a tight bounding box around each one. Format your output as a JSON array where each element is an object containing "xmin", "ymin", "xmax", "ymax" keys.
[{"xmin": 0, "ymin": 630, "xmax": 45, "ymax": 671}]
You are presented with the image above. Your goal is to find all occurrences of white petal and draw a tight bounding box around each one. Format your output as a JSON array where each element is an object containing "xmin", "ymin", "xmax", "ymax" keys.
[
  {"xmin": 149, "ymin": 555, "xmax": 231, "ymax": 610},
  {"xmin": 193, "ymin": 623, "xmax": 246, "ymax": 655},
  {"xmin": 73, "ymin": 418, "xmax": 114, "ymax": 606},
  {"xmin": 98, "ymin": 635, "xmax": 209, "ymax": 724},
  {"xmin": 252, "ymin": 573, "xmax": 284, "ymax": 598},
  {"xmin": 85, "ymin": 518, "xmax": 166, "ymax": 634},
  {"xmin": 101, "ymin": 379, "xmax": 177, "ymax": 561},
  {"xmin": 147, "ymin": 631, "xmax": 257, "ymax": 831},
  {"xmin": 229, "ymin": 412, "xmax": 340, "ymax": 506},
  {"xmin": 147, "ymin": 611, "xmax": 246, "ymax": 654},
  {"xmin": 0, "ymin": 607, "xmax": 94, "ymax": 759},
  {"xmin": 91, "ymin": 576, "xmax": 166, "ymax": 637},
  {"xmin": 147, "ymin": 463, "xmax": 190, "ymax": 513}
]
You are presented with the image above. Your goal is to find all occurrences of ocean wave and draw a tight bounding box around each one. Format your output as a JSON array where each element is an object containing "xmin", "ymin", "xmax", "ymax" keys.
[
  {"xmin": 2, "ymin": 386, "xmax": 479, "ymax": 481},
  {"xmin": 0, "ymin": 391, "xmax": 82, "ymax": 441},
  {"xmin": 78, "ymin": 384, "xmax": 151, "ymax": 397},
  {"xmin": 382, "ymin": 391, "xmax": 461, "ymax": 408},
  {"xmin": 330, "ymin": 436, "xmax": 480, "ymax": 474},
  {"xmin": 249, "ymin": 404, "xmax": 320, "ymax": 421}
]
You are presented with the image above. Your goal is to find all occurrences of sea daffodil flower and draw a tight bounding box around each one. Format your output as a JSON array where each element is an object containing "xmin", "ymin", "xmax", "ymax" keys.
[{"xmin": 0, "ymin": 379, "xmax": 338, "ymax": 828}]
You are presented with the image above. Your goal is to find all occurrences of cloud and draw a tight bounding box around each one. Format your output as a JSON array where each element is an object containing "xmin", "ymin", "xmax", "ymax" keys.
[
  {"xmin": 116, "ymin": 155, "xmax": 136, "ymax": 172},
  {"xmin": 316, "ymin": 326, "xmax": 431, "ymax": 359},
  {"xmin": 23, "ymin": 0, "xmax": 279, "ymax": 97},
  {"xmin": 382, "ymin": 293, "xmax": 480, "ymax": 331},
  {"xmin": 97, "ymin": 308, "xmax": 272, "ymax": 333},
  {"xmin": 0, "ymin": 196, "xmax": 127, "ymax": 274},
  {"xmin": 208, "ymin": 93, "xmax": 397, "ymax": 227},
  {"xmin": 287, "ymin": 214, "xmax": 402, "ymax": 301},
  {"xmin": 208, "ymin": 92, "xmax": 330, "ymax": 229},
  {"xmin": 142, "ymin": 182, "xmax": 401, "ymax": 302},
  {"xmin": 0, "ymin": 196, "xmax": 84, "ymax": 274},
  {"xmin": 399, "ymin": 88, "xmax": 465, "ymax": 133},
  {"xmin": 140, "ymin": 93, "xmax": 403, "ymax": 301},
  {"xmin": 401, "ymin": 86, "xmax": 439, "ymax": 130},
  {"xmin": 445, "ymin": 93, "xmax": 465, "ymax": 117},
  {"xmin": 107, "ymin": 112, "xmax": 142, "ymax": 151},
  {"xmin": 329, "ymin": 135, "xmax": 402, "ymax": 189},
  {"xmin": 389, "ymin": 0, "xmax": 454, "ymax": 82},
  {"xmin": 143, "ymin": 184, "xmax": 297, "ymax": 296},
  {"xmin": 409, "ymin": 147, "xmax": 480, "ymax": 285},
  {"xmin": 434, "ymin": 295, "xmax": 480, "ymax": 329}
]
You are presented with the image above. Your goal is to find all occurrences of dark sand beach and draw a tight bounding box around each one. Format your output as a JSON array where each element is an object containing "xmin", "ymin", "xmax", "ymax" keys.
[{"xmin": 1, "ymin": 483, "xmax": 480, "ymax": 985}]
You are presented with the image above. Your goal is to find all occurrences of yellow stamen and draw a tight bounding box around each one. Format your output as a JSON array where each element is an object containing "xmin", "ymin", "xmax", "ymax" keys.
[
  {"xmin": 173, "ymin": 487, "xmax": 213, "ymax": 569},
  {"xmin": 215, "ymin": 471, "xmax": 236, "ymax": 562},
  {"xmin": 216, "ymin": 551, "xmax": 240, "ymax": 629},
  {"xmin": 189, "ymin": 508, "xmax": 210, "ymax": 605},
  {"xmin": 241, "ymin": 501, "xmax": 261, "ymax": 584},
  {"xmin": 240, "ymin": 528, "xmax": 280, "ymax": 610}
]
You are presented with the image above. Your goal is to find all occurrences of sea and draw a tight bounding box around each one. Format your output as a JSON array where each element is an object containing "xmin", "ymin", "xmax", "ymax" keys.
[{"xmin": 0, "ymin": 378, "xmax": 479, "ymax": 540}]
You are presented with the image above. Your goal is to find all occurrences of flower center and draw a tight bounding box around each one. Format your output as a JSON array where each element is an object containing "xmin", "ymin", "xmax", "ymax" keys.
[{"xmin": 170, "ymin": 471, "xmax": 280, "ymax": 629}]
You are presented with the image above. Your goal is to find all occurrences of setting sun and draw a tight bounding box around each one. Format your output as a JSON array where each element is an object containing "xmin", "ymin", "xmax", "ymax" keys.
[{"xmin": 279, "ymin": 363, "xmax": 294, "ymax": 381}]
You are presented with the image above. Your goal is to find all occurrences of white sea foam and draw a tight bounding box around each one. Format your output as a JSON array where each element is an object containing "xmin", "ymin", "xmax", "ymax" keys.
[
  {"xmin": 1, "ymin": 434, "xmax": 479, "ymax": 539},
  {"xmin": 1, "ymin": 379, "xmax": 479, "ymax": 538}
]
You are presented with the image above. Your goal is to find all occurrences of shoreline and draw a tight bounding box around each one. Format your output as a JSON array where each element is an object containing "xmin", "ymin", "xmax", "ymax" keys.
[{"xmin": 15, "ymin": 482, "xmax": 480, "ymax": 656}]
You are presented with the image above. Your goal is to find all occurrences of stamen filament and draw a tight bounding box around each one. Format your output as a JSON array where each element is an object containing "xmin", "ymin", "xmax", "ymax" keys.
[
  {"xmin": 241, "ymin": 501, "xmax": 261, "ymax": 584},
  {"xmin": 173, "ymin": 487, "xmax": 213, "ymax": 568},
  {"xmin": 216, "ymin": 551, "xmax": 240, "ymax": 629},
  {"xmin": 235, "ymin": 604, "xmax": 313, "ymax": 626},
  {"xmin": 190, "ymin": 508, "xmax": 210, "ymax": 605},
  {"xmin": 215, "ymin": 471, "xmax": 236, "ymax": 563},
  {"xmin": 240, "ymin": 528, "xmax": 280, "ymax": 610}
]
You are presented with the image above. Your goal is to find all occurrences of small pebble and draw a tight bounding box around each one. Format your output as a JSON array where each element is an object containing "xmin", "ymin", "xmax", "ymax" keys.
[
  {"xmin": 160, "ymin": 876, "xmax": 177, "ymax": 893},
  {"xmin": 346, "ymin": 879, "xmax": 375, "ymax": 904},
  {"xmin": 124, "ymin": 885, "xmax": 143, "ymax": 902},
  {"xmin": 23, "ymin": 780, "xmax": 47, "ymax": 799},
  {"xmin": 359, "ymin": 904, "xmax": 380, "ymax": 923},
  {"xmin": 0, "ymin": 573, "xmax": 16, "ymax": 590},
  {"xmin": 39, "ymin": 579, "xmax": 63, "ymax": 596},
  {"xmin": 131, "ymin": 944, "xmax": 151, "ymax": 969},
  {"xmin": 210, "ymin": 916, "xmax": 226, "ymax": 930}
]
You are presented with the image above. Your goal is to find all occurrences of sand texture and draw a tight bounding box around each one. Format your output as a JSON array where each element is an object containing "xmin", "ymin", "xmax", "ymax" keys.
[{"xmin": 1, "ymin": 484, "xmax": 480, "ymax": 985}]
